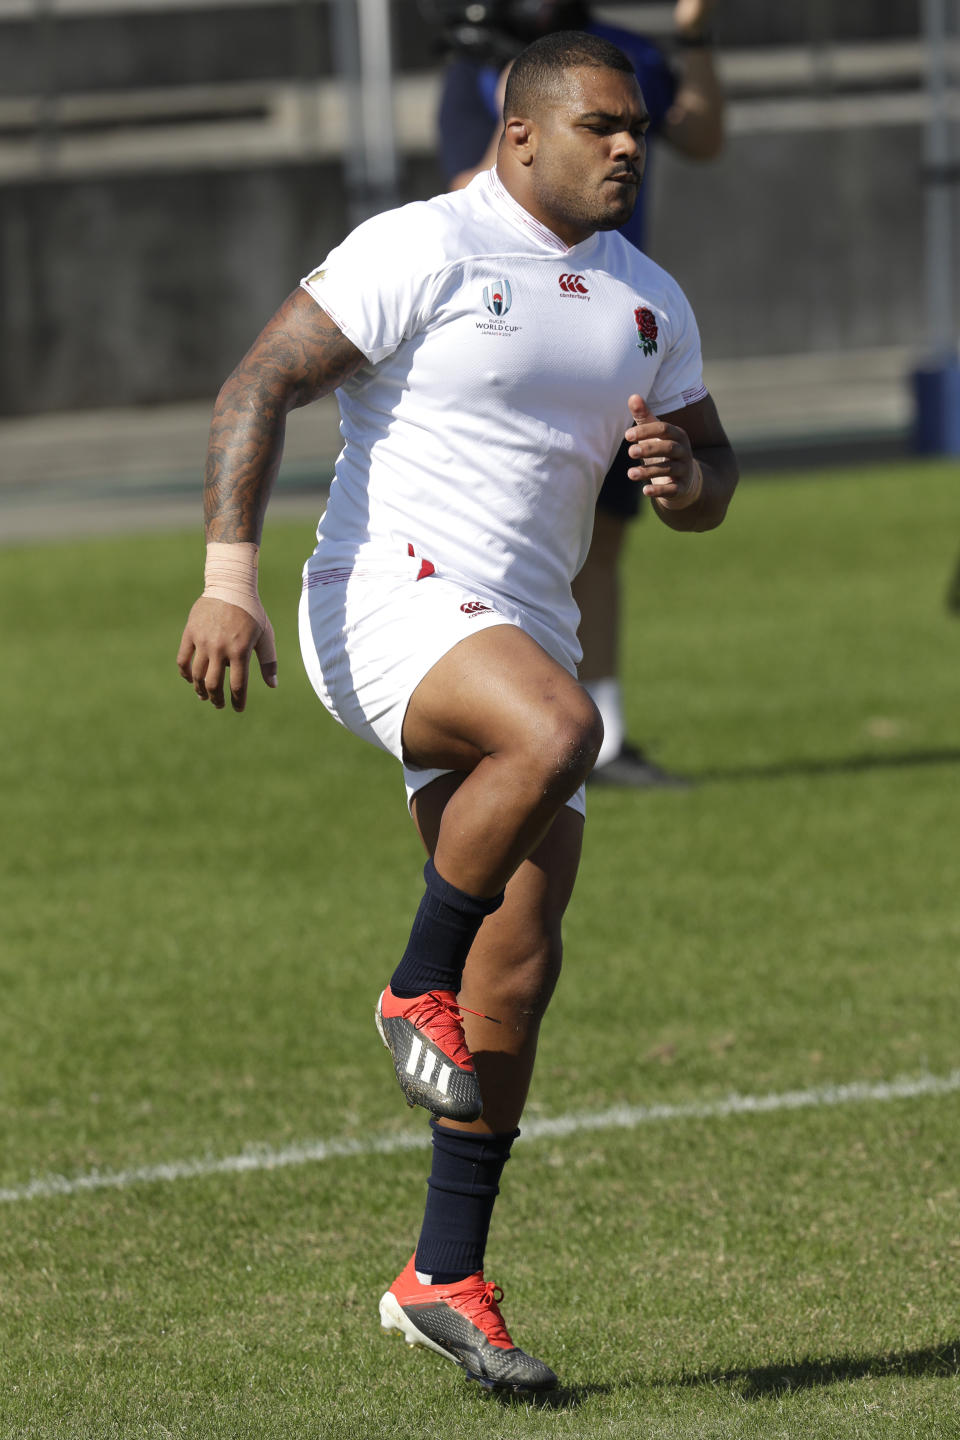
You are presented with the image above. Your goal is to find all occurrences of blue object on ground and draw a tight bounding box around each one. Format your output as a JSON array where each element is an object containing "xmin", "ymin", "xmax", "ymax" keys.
[{"xmin": 912, "ymin": 360, "xmax": 960, "ymax": 454}]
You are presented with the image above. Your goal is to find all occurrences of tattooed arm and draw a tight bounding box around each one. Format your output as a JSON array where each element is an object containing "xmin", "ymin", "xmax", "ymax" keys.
[
  {"xmin": 177, "ymin": 289, "xmax": 366, "ymax": 712},
  {"xmin": 204, "ymin": 287, "xmax": 366, "ymax": 542}
]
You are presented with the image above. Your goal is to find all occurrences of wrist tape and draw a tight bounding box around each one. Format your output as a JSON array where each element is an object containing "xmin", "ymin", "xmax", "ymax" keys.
[
  {"xmin": 685, "ymin": 459, "xmax": 704, "ymax": 507},
  {"xmin": 658, "ymin": 460, "xmax": 703, "ymax": 511},
  {"xmin": 202, "ymin": 541, "xmax": 268, "ymax": 627}
]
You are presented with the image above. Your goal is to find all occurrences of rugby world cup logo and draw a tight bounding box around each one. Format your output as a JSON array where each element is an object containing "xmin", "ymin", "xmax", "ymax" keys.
[{"xmin": 483, "ymin": 278, "xmax": 512, "ymax": 318}]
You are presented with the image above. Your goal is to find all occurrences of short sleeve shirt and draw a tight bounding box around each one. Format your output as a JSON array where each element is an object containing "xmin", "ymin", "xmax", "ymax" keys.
[{"xmin": 301, "ymin": 170, "xmax": 706, "ymax": 667}]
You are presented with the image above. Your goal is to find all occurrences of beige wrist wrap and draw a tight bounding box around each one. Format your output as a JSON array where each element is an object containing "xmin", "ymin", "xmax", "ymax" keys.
[
  {"xmin": 203, "ymin": 541, "xmax": 268, "ymax": 628},
  {"xmin": 657, "ymin": 459, "xmax": 704, "ymax": 512},
  {"xmin": 684, "ymin": 459, "xmax": 704, "ymax": 507}
]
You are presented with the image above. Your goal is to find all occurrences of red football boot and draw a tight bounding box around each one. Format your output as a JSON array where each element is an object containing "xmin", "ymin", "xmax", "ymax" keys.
[
  {"xmin": 379, "ymin": 1254, "xmax": 558, "ymax": 1393},
  {"xmin": 375, "ymin": 986, "xmax": 484, "ymax": 1122}
]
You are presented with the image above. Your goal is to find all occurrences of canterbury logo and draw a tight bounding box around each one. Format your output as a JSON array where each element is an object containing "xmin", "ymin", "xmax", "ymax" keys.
[
  {"xmin": 460, "ymin": 600, "xmax": 493, "ymax": 615},
  {"xmin": 405, "ymin": 1038, "xmax": 453, "ymax": 1095},
  {"xmin": 558, "ymin": 273, "xmax": 589, "ymax": 294}
]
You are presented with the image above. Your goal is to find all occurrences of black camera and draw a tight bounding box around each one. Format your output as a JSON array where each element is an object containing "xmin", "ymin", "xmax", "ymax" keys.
[{"xmin": 420, "ymin": 0, "xmax": 589, "ymax": 63}]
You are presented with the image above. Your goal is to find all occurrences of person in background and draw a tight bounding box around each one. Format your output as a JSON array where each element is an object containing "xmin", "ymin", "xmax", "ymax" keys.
[{"xmin": 433, "ymin": 0, "xmax": 725, "ymax": 786}]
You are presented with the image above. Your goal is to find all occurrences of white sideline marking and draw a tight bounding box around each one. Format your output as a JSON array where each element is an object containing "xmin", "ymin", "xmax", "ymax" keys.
[{"xmin": 3, "ymin": 1069, "xmax": 960, "ymax": 1207}]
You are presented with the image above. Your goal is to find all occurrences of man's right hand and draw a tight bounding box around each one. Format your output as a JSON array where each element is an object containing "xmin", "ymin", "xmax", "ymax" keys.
[
  {"xmin": 674, "ymin": 0, "xmax": 716, "ymax": 36},
  {"xmin": 176, "ymin": 597, "xmax": 278, "ymax": 713}
]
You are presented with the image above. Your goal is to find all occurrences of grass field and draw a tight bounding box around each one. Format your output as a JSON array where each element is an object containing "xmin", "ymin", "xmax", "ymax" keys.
[{"xmin": 2, "ymin": 456, "xmax": 959, "ymax": 1438}]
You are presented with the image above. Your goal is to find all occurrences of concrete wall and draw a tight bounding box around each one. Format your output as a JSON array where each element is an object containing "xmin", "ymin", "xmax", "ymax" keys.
[
  {"xmin": 647, "ymin": 125, "xmax": 925, "ymax": 363},
  {"xmin": 1, "ymin": 155, "xmax": 443, "ymax": 414},
  {"xmin": 0, "ymin": 0, "xmax": 939, "ymax": 416},
  {"xmin": 1, "ymin": 125, "xmax": 929, "ymax": 415},
  {"xmin": 0, "ymin": 0, "xmax": 922, "ymax": 95}
]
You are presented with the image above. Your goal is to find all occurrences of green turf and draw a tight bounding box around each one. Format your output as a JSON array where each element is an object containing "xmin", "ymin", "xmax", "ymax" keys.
[{"xmin": 2, "ymin": 457, "xmax": 959, "ymax": 1437}]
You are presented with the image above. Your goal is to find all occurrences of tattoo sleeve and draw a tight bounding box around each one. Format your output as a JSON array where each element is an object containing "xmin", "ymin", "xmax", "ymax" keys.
[{"xmin": 203, "ymin": 289, "xmax": 366, "ymax": 543}]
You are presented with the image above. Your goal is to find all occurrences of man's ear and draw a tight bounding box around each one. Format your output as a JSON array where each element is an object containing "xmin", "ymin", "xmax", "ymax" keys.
[{"xmin": 502, "ymin": 116, "xmax": 536, "ymax": 166}]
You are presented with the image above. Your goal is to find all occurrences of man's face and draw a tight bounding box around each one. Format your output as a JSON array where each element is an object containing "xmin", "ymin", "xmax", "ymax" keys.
[{"xmin": 524, "ymin": 66, "xmax": 649, "ymax": 245}]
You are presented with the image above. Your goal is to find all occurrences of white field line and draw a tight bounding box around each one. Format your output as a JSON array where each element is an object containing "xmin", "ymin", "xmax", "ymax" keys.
[{"xmin": 3, "ymin": 1069, "xmax": 960, "ymax": 1206}]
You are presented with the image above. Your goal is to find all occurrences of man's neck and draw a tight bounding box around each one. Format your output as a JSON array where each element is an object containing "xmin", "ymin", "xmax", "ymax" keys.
[{"xmin": 491, "ymin": 164, "xmax": 594, "ymax": 249}]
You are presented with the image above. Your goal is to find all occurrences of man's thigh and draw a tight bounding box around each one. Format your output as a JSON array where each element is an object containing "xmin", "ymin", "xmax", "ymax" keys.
[
  {"xmin": 401, "ymin": 623, "xmax": 593, "ymax": 776},
  {"xmin": 299, "ymin": 568, "xmax": 514, "ymax": 764}
]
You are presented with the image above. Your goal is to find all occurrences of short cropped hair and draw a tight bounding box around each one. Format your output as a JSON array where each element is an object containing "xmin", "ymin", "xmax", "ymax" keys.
[{"xmin": 503, "ymin": 30, "xmax": 636, "ymax": 122}]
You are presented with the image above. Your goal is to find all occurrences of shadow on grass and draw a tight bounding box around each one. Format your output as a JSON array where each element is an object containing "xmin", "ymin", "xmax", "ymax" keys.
[
  {"xmin": 483, "ymin": 1381, "xmax": 611, "ymax": 1411},
  {"xmin": 698, "ymin": 747, "xmax": 960, "ymax": 786},
  {"xmin": 669, "ymin": 1339, "xmax": 960, "ymax": 1398},
  {"xmin": 479, "ymin": 1339, "xmax": 960, "ymax": 1407}
]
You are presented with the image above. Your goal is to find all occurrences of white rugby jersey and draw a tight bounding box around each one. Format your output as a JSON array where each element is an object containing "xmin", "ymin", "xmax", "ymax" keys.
[{"xmin": 300, "ymin": 168, "xmax": 707, "ymax": 667}]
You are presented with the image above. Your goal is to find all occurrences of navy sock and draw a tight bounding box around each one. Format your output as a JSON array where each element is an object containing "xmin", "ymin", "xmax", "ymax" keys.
[
  {"xmin": 389, "ymin": 858, "xmax": 504, "ymax": 999},
  {"xmin": 414, "ymin": 1119, "xmax": 519, "ymax": 1283}
]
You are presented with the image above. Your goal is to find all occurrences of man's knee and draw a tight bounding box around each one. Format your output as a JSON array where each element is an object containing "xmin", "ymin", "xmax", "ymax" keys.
[{"xmin": 538, "ymin": 690, "xmax": 604, "ymax": 795}]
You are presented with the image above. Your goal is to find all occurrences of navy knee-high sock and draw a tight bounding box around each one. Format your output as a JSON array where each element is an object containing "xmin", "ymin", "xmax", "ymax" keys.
[
  {"xmin": 390, "ymin": 857, "xmax": 504, "ymax": 999},
  {"xmin": 414, "ymin": 1119, "xmax": 519, "ymax": 1284}
]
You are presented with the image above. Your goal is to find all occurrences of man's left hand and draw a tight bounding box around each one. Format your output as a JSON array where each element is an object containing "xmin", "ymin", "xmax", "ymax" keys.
[{"xmin": 625, "ymin": 394, "xmax": 703, "ymax": 510}]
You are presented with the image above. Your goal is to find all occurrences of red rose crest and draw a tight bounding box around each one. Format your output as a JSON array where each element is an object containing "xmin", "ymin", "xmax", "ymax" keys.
[{"xmin": 634, "ymin": 305, "xmax": 658, "ymax": 356}]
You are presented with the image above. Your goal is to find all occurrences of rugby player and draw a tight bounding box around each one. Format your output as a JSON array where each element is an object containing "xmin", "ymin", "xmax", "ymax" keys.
[{"xmin": 177, "ymin": 29, "xmax": 738, "ymax": 1394}]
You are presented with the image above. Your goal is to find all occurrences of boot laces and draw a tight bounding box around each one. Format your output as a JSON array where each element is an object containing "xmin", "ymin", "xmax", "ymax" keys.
[
  {"xmin": 415, "ymin": 991, "xmax": 500, "ymax": 1069},
  {"xmin": 456, "ymin": 1278, "xmax": 513, "ymax": 1347}
]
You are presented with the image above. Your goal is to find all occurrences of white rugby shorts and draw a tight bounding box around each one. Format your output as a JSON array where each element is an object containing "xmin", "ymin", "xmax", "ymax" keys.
[{"xmin": 298, "ymin": 561, "xmax": 587, "ymax": 817}]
